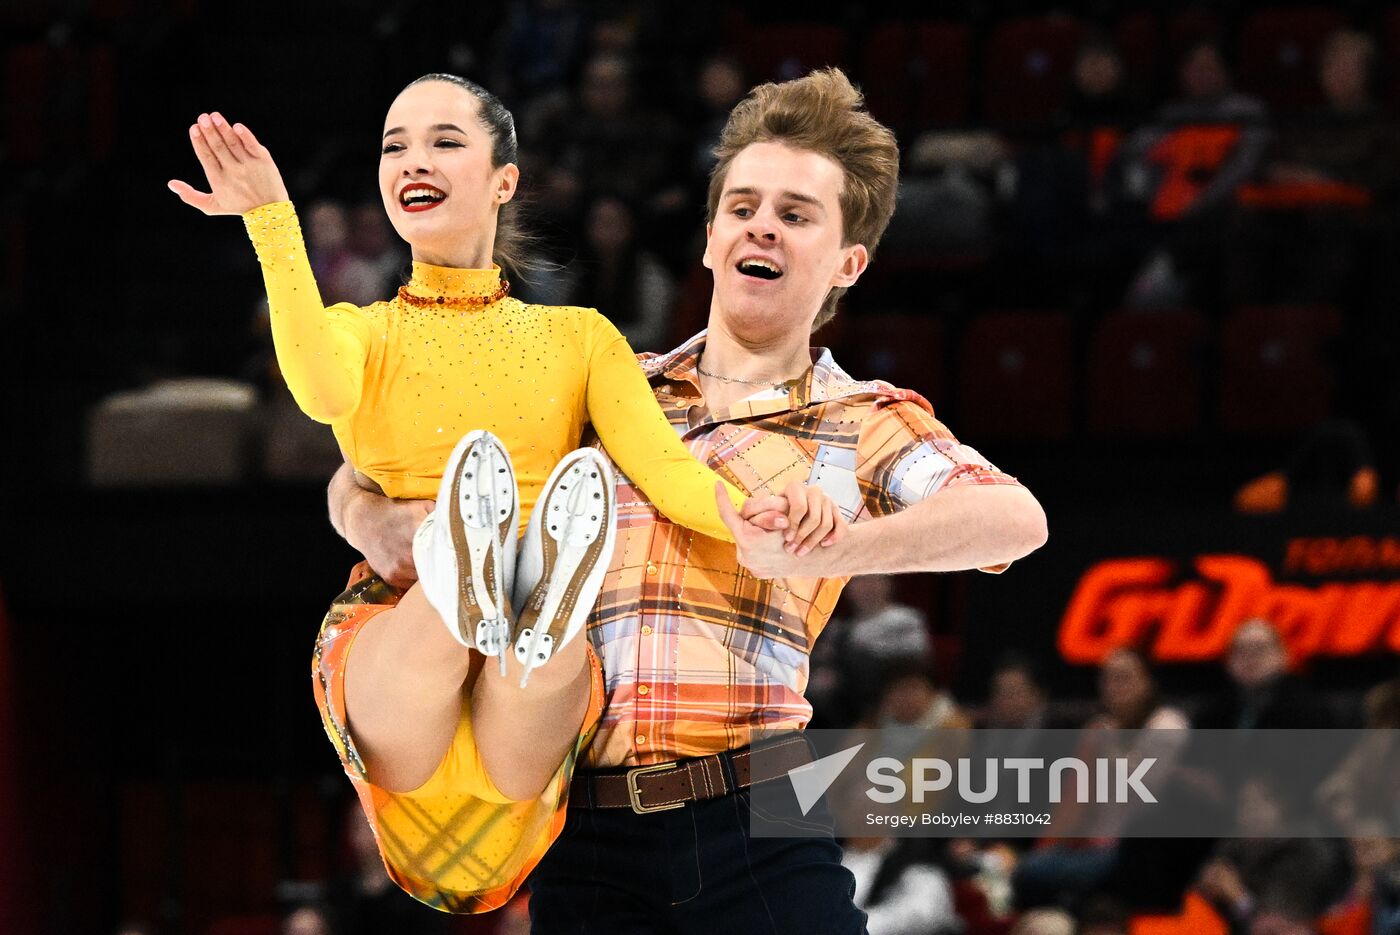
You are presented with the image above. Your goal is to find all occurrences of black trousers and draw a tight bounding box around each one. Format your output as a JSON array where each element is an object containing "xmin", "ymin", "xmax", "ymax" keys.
[{"xmin": 528, "ymin": 783, "xmax": 869, "ymax": 935}]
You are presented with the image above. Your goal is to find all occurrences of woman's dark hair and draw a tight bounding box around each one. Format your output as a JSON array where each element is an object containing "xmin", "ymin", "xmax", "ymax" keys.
[{"xmin": 403, "ymin": 73, "xmax": 535, "ymax": 276}]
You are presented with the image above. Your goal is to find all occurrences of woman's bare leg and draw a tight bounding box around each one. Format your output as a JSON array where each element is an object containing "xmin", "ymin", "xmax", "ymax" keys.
[
  {"xmin": 471, "ymin": 630, "xmax": 593, "ymax": 801},
  {"xmin": 345, "ymin": 580, "xmax": 590, "ymax": 801},
  {"xmin": 343, "ymin": 582, "xmax": 476, "ymax": 793},
  {"xmin": 471, "ymin": 446, "xmax": 612, "ymax": 800}
]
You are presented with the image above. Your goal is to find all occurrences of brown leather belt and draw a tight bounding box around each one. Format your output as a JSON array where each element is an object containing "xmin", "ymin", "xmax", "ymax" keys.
[{"xmin": 569, "ymin": 736, "xmax": 814, "ymax": 815}]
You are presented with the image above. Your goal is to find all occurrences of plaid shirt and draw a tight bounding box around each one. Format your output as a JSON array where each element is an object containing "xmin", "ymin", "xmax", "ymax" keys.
[{"xmin": 583, "ymin": 331, "xmax": 1021, "ymax": 768}]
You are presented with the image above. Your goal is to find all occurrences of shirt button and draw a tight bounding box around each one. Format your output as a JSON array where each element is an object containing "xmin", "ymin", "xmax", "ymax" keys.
[
  {"xmin": 638, "ymin": 685, "xmax": 650, "ymax": 696},
  {"xmin": 636, "ymin": 734, "xmax": 647, "ymax": 745},
  {"xmin": 641, "ymin": 625, "xmax": 653, "ymax": 636},
  {"xmin": 646, "ymin": 562, "xmax": 658, "ymax": 575}
]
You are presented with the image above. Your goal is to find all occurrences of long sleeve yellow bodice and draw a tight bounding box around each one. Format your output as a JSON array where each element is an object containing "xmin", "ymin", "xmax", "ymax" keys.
[{"xmin": 244, "ymin": 201, "xmax": 744, "ymax": 541}]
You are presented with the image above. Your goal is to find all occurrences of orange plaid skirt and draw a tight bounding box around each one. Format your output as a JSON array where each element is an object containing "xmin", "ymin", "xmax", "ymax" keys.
[{"xmin": 311, "ymin": 563, "xmax": 604, "ymax": 913}]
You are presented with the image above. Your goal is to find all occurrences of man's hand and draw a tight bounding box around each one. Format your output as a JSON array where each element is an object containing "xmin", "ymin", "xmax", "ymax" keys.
[
  {"xmin": 737, "ymin": 480, "xmax": 844, "ymax": 552},
  {"xmin": 329, "ymin": 464, "xmax": 430, "ymax": 589},
  {"xmin": 717, "ymin": 482, "xmax": 848, "ymax": 580}
]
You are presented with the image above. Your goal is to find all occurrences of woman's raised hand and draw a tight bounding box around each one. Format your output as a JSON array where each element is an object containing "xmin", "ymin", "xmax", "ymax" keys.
[{"xmin": 167, "ymin": 112, "xmax": 289, "ymax": 215}]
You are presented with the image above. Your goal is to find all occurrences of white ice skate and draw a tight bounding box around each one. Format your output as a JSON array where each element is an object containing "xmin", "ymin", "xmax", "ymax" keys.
[
  {"xmin": 511, "ymin": 448, "xmax": 616, "ymax": 687},
  {"xmin": 412, "ymin": 430, "xmax": 518, "ymax": 675}
]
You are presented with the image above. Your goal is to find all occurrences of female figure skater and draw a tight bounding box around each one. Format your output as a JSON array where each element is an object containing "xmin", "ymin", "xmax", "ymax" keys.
[{"xmin": 169, "ymin": 75, "xmax": 840, "ymax": 912}]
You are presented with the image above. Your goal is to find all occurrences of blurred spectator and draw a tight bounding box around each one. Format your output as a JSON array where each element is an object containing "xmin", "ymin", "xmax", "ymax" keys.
[
  {"xmin": 1317, "ymin": 678, "xmax": 1400, "ymax": 834},
  {"xmin": 1195, "ymin": 619, "xmax": 1334, "ymax": 730},
  {"xmin": 1267, "ymin": 31, "xmax": 1400, "ymax": 201},
  {"xmin": 335, "ymin": 202, "xmax": 407, "ymax": 307},
  {"xmin": 841, "ymin": 837, "xmax": 959, "ymax": 935},
  {"xmin": 1248, "ymin": 913, "xmax": 1318, "ymax": 935},
  {"xmin": 113, "ymin": 924, "xmax": 155, "ymax": 935},
  {"xmin": 1121, "ymin": 39, "xmax": 1270, "ymax": 223},
  {"xmin": 1230, "ymin": 29, "xmax": 1400, "ymax": 308},
  {"xmin": 324, "ymin": 801, "xmax": 450, "ymax": 935},
  {"xmin": 302, "ymin": 198, "xmax": 406, "ymax": 308},
  {"xmin": 1119, "ymin": 39, "xmax": 1270, "ymax": 311},
  {"xmin": 946, "ymin": 838, "xmax": 1019, "ymax": 928},
  {"xmin": 1368, "ymin": 836, "xmax": 1400, "ymax": 935},
  {"xmin": 1008, "ymin": 908, "xmax": 1073, "ymax": 935},
  {"xmin": 659, "ymin": 52, "xmax": 751, "ymax": 273},
  {"xmin": 1013, "ymin": 647, "xmax": 1189, "ymax": 911},
  {"xmin": 1065, "ymin": 36, "xmax": 1134, "ymax": 130},
  {"xmin": 1090, "ymin": 645, "xmax": 1189, "ymax": 733},
  {"xmin": 1233, "ymin": 421, "xmax": 1378, "ymax": 515},
  {"xmin": 982, "ymin": 655, "xmax": 1063, "ymax": 732},
  {"xmin": 563, "ymin": 194, "xmax": 674, "ymax": 352},
  {"xmin": 809, "ymin": 576, "xmax": 932, "ymax": 727},
  {"xmin": 689, "ymin": 54, "xmax": 748, "ymax": 181},
  {"xmin": 527, "ymin": 52, "xmax": 680, "ymax": 233},
  {"xmin": 872, "ymin": 659, "xmax": 971, "ymax": 732},
  {"xmin": 1003, "ymin": 34, "xmax": 1143, "ymax": 308},
  {"xmin": 975, "ymin": 656, "xmax": 1076, "ymax": 785},
  {"xmin": 282, "ymin": 904, "xmax": 334, "ymax": 935},
  {"xmin": 884, "ymin": 132, "xmax": 1003, "ymax": 267},
  {"xmin": 1076, "ymin": 894, "xmax": 1130, "ymax": 935},
  {"xmin": 1317, "ymin": 834, "xmax": 1399, "ymax": 935},
  {"xmin": 305, "ymin": 200, "xmax": 355, "ymax": 304},
  {"xmin": 848, "ymin": 661, "xmax": 973, "ymax": 813},
  {"xmin": 844, "ymin": 576, "xmax": 933, "ymax": 677},
  {"xmin": 489, "ymin": 0, "xmax": 586, "ymax": 106},
  {"xmin": 1197, "ymin": 775, "xmax": 1353, "ymax": 931},
  {"xmin": 833, "ymin": 663, "xmax": 974, "ymax": 884},
  {"xmin": 589, "ymin": 9, "xmax": 640, "ymax": 55}
]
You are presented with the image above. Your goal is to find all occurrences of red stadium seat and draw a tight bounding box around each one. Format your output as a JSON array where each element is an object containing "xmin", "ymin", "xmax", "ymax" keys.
[
  {"xmin": 1086, "ymin": 310, "xmax": 1208, "ymax": 439},
  {"xmin": 122, "ymin": 780, "xmax": 284, "ymax": 934},
  {"xmin": 956, "ymin": 310, "xmax": 1073, "ymax": 441},
  {"xmin": 1238, "ymin": 6, "xmax": 1347, "ymax": 112},
  {"xmin": 914, "ymin": 22, "xmax": 974, "ymax": 126},
  {"xmin": 861, "ymin": 21, "xmax": 971, "ymax": 127},
  {"xmin": 835, "ymin": 314, "xmax": 947, "ymax": 404},
  {"xmin": 983, "ymin": 15, "xmax": 1085, "ymax": 125},
  {"xmin": 2, "ymin": 42, "xmax": 116, "ymax": 165},
  {"xmin": 739, "ymin": 24, "xmax": 847, "ymax": 84},
  {"xmin": 1218, "ymin": 305, "xmax": 1342, "ymax": 436}
]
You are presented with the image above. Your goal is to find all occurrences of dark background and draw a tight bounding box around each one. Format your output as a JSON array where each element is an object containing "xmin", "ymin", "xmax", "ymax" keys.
[{"xmin": 4, "ymin": 1, "xmax": 1400, "ymax": 933}]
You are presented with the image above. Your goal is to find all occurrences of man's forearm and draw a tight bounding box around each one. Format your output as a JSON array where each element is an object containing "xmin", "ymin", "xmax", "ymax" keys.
[
  {"xmin": 326, "ymin": 462, "xmax": 431, "ymax": 588},
  {"xmin": 792, "ymin": 484, "xmax": 1047, "ymax": 577},
  {"xmin": 327, "ymin": 461, "xmax": 358, "ymax": 540}
]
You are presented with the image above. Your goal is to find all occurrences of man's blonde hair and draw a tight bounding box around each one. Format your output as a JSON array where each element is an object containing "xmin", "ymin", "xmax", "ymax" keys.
[{"xmin": 706, "ymin": 68, "xmax": 900, "ymax": 331}]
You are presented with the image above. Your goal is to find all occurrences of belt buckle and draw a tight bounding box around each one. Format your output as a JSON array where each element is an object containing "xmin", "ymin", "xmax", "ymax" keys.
[{"xmin": 625, "ymin": 761, "xmax": 684, "ymax": 814}]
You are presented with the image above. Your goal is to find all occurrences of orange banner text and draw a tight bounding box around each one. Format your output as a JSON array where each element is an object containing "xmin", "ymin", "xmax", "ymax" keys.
[{"xmin": 1058, "ymin": 555, "xmax": 1400, "ymax": 665}]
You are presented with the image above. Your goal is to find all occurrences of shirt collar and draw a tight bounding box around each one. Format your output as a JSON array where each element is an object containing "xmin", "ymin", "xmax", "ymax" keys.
[{"xmin": 644, "ymin": 330, "xmax": 894, "ymax": 424}]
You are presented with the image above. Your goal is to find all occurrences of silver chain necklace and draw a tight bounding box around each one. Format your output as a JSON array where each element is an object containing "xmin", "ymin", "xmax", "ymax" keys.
[{"xmin": 695, "ymin": 357, "xmax": 806, "ymax": 390}]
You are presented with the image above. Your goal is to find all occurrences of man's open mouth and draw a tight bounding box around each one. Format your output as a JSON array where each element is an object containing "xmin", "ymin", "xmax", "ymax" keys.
[
  {"xmin": 400, "ymin": 185, "xmax": 447, "ymax": 212},
  {"xmin": 737, "ymin": 258, "xmax": 783, "ymax": 281}
]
